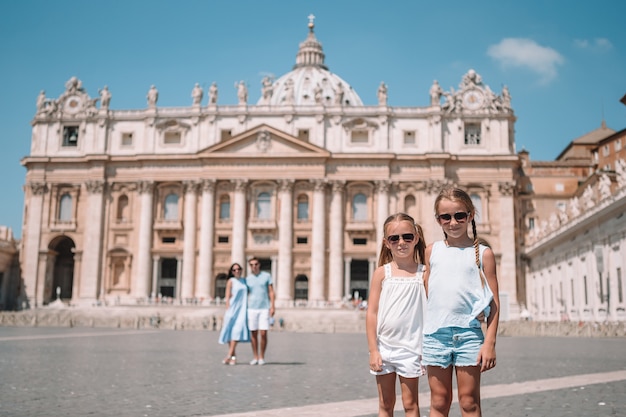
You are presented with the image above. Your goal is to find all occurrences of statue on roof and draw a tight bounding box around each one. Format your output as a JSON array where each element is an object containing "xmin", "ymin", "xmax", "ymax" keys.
[
  {"xmin": 616, "ymin": 159, "xmax": 626, "ymax": 189},
  {"xmin": 65, "ymin": 76, "xmax": 84, "ymax": 93},
  {"xmin": 283, "ymin": 78, "xmax": 295, "ymax": 105},
  {"xmin": 598, "ymin": 174, "xmax": 612, "ymax": 200},
  {"xmin": 501, "ymin": 85, "xmax": 511, "ymax": 110},
  {"xmin": 208, "ymin": 82, "xmax": 218, "ymax": 105},
  {"xmin": 147, "ymin": 85, "xmax": 158, "ymax": 108},
  {"xmin": 334, "ymin": 82, "xmax": 344, "ymax": 106},
  {"xmin": 191, "ymin": 83, "xmax": 203, "ymax": 106},
  {"xmin": 99, "ymin": 86, "xmax": 111, "ymax": 109},
  {"xmin": 461, "ymin": 69, "xmax": 482, "ymax": 88},
  {"xmin": 377, "ymin": 82, "xmax": 388, "ymax": 106},
  {"xmin": 429, "ymin": 80, "xmax": 443, "ymax": 106},
  {"xmin": 260, "ymin": 76, "xmax": 274, "ymax": 104},
  {"xmin": 236, "ymin": 81, "xmax": 248, "ymax": 105}
]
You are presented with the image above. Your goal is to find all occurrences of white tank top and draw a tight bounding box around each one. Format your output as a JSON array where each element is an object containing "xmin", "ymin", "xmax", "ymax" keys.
[
  {"xmin": 376, "ymin": 263, "xmax": 426, "ymax": 355},
  {"xmin": 424, "ymin": 240, "xmax": 493, "ymax": 335}
]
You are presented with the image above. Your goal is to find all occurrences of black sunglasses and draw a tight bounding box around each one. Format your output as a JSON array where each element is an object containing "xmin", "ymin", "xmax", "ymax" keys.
[
  {"xmin": 231, "ymin": 267, "xmax": 242, "ymax": 271},
  {"xmin": 386, "ymin": 233, "xmax": 415, "ymax": 243},
  {"xmin": 436, "ymin": 212, "xmax": 470, "ymax": 222}
]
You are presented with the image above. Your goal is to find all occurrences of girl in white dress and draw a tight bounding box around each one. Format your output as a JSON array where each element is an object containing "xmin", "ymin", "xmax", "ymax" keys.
[{"xmin": 366, "ymin": 213, "xmax": 427, "ymax": 417}]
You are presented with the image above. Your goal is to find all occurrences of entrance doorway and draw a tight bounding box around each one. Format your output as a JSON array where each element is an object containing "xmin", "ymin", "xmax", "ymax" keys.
[
  {"xmin": 49, "ymin": 236, "xmax": 76, "ymax": 303},
  {"xmin": 350, "ymin": 259, "xmax": 369, "ymax": 300},
  {"xmin": 159, "ymin": 258, "xmax": 177, "ymax": 298}
]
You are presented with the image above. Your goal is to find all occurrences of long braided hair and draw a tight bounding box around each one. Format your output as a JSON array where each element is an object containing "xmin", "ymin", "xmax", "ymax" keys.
[
  {"xmin": 434, "ymin": 187, "xmax": 485, "ymax": 287},
  {"xmin": 378, "ymin": 213, "xmax": 426, "ymax": 267}
]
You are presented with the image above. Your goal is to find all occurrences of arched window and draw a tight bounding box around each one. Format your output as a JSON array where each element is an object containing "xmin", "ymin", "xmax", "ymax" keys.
[
  {"xmin": 59, "ymin": 193, "xmax": 72, "ymax": 221},
  {"xmin": 257, "ymin": 192, "xmax": 271, "ymax": 220},
  {"xmin": 117, "ymin": 195, "xmax": 129, "ymax": 222},
  {"xmin": 294, "ymin": 274, "xmax": 309, "ymax": 300},
  {"xmin": 297, "ymin": 194, "xmax": 309, "ymax": 221},
  {"xmin": 353, "ymin": 193, "xmax": 367, "ymax": 221},
  {"xmin": 219, "ymin": 195, "xmax": 231, "ymax": 220},
  {"xmin": 404, "ymin": 194, "xmax": 417, "ymax": 221},
  {"xmin": 470, "ymin": 193, "xmax": 482, "ymax": 224},
  {"xmin": 164, "ymin": 193, "xmax": 179, "ymax": 220}
]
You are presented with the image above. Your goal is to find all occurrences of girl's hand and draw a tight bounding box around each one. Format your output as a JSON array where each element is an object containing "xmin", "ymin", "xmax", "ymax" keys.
[
  {"xmin": 369, "ymin": 350, "xmax": 383, "ymax": 372},
  {"xmin": 477, "ymin": 343, "xmax": 496, "ymax": 372}
]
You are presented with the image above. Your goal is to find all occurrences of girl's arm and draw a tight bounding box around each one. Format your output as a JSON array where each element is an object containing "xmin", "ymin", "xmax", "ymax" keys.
[
  {"xmin": 366, "ymin": 266, "xmax": 385, "ymax": 371},
  {"xmin": 423, "ymin": 244, "xmax": 433, "ymax": 295},
  {"xmin": 224, "ymin": 278, "xmax": 233, "ymax": 309},
  {"xmin": 478, "ymin": 247, "xmax": 499, "ymax": 372}
]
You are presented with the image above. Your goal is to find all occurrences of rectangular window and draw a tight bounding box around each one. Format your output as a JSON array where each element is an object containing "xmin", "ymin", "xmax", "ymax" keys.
[
  {"xmin": 296, "ymin": 236, "xmax": 308, "ymax": 244},
  {"xmin": 62, "ymin": 126, "xmax": 79, "ymax": 146},
  {"xmin": 602, "ymin": 145, "xmax": 609, "ymax": 156},
  {"xmin": 353, "ymin": 238, "xmax": 367, "ymax": 245},
  {"xmin": 615, "ymin": 139, "xmax": 622, "ymax": 151},
  {"xmin": 571, "ymin": 278, "xmax": 575, "ymax": 306},
  {"xmin": 464, "ymin": 124, "xmax": 481, "ymax": 145},
  {"xmin": 221, "ymin": 129, "xmax": 232, "ymax": 141},
  {"xmin": 584, "ymin": 275, "xmax": 588, "ymax": 305},
  {"xmin": 219, "ymin": 201, "xmax": 230, "ymax": 220},
  {"xmin": 351, "ymin": 130, "xmax": 368, "ymax": 144},
  {"xmin": 298, "ymin": 129, "xmax": 309, "ymax": 141},
  {"xmin": 403, "ymin": 131, "xmax": 416, "ymax": 145},
  {"xmin": 121, "ymin": 133, "xmax": 133, "ymax": 146},
  {"xmin": 164, "ymin": 131, "xmax": 181, "ymax": 144},
  {"xmin": 555, "ymin": 183, "xmax": 564, "ymax": 192},
  {"xmin": 162, "ymin": 237, "xmax": 176, "ymax": 244},
  {"xmin": 217, "ymin": 235, "xmax": 229, "ymax": 243},
  {"xmin": 528, "ymin": 217, "xmax": 535, "ymax": 230}
]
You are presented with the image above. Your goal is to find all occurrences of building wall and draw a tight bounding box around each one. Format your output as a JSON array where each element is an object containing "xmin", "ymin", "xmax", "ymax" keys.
[
  {"xmin": 525, "ymin": 175, "xmax": 626, "ymax": 321},
  {"xmin": 20, "ymin": 71, "xmax": 521, "ymax": 316}
]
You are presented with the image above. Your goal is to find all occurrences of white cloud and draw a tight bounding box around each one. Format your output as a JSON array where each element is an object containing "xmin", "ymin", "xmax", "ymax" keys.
[
  {"xmin": 574, "ymin": 37, "xmax": 613, "ymax": 51},
  {"xmin": 487, "ymin": 38, "xmax": 565, "ymax": 84}
]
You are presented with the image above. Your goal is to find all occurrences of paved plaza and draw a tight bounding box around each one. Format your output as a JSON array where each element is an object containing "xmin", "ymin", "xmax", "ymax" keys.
[{"xmin": 0, "ymin": 326, "xmax": 625, "ymax": 417}]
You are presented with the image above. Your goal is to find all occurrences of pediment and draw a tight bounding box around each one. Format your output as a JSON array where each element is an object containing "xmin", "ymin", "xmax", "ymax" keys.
[{"xmin": 198, "ymin": 124, "xmax": 330, "ymax": 158}]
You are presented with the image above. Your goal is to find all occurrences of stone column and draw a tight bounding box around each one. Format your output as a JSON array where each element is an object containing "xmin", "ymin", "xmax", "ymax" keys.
[
  {"xmin": 231, "ymin": 180, "xmax": 248, "ymax": 264},
  {"xmin": 79, "ymin": 180, "xmax": 106, "ymax": 303},
  {"xmin": 151, "ymin": 256, "xmax": 159, "ymax": 299},
  {"xmin": 375, "ymin": 180, "xmax": 391, "ymax": 253},
  {"xmin": 328, "ymin": 181, "xmax": 345, "ymax": 302},
  {"xmin": 498, "ymin": 182, "xmax": 518, "ymax": 320},
  {"xmin": 134, "ymin": 181, "xmax": 154, "ymax": 299},
  {"xmin": 309, "ymin": 179, "xmax": 327, "ymax": 305},
  {"xmin": 181, "ymin": 181, "xmax": 199, "ymax": 302},
  {"xmin": 344, "ymin": 257, "xmax": 352, "ymax": 299},
  {"xmin": 24, "ymin": 182, "xmax": 46, "ymax": 307},
  {"xmin": 197, "ymin": 179, "xmax": 216, "ymax": 301},
  {"xmin": 175, "ymin": 256, "xmax": 183, "ymax": 302},
  {"xmin": 276, "ymin": 180, "xmax": 294, "ymax": 307}
]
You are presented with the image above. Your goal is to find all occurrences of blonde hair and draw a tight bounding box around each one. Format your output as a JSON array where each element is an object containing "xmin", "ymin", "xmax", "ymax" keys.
[
  {"xmin": 377, "ymin": 213, "xmax": 426, "ymax": 267},
  {"xmin": 434, "ymin": 187, "xmax": 485, "ymax": 286}
]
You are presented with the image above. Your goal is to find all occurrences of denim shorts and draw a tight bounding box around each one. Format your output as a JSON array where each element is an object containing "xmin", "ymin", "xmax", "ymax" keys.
[{"xmin": 422, "ymin": 327, "xmax": 484, "ymax": 368}]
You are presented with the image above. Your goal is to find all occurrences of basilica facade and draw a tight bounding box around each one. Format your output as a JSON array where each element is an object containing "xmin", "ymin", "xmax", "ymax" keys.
[{"xmin": 20, "ymin": 20, "xmax": 521, "ymax": 315}]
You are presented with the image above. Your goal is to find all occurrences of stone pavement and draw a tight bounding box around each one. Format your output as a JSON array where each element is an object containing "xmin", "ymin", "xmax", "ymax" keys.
[{"xmin": 0, "ymin": 327, "xmax": 625, "ymax": 417}]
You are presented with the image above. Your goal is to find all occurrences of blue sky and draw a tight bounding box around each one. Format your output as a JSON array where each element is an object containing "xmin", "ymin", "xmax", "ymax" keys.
[{"xmin": 1, "ymin": 1, "xmax": 625, "ymax": 238}]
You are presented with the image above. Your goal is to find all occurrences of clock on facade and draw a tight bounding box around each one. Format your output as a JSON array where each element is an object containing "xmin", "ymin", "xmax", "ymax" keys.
[
  {"xmin": 64, "ymin": 95, "xmax": 82, "ymax": 114},
  {"xmin": 462, "ymin": 89, "xmax": 484, "ymax": 110}
]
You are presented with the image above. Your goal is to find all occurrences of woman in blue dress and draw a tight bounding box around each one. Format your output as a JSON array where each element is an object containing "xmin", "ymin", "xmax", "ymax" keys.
[{"xmin": 219, "ymin": 263, "xmax": 250, "ymax": 365}]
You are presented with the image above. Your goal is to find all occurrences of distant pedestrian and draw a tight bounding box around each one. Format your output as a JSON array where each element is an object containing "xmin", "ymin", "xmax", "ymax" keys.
[
  {"xmin": 366, "ymin": 213, "xmax": 427, "ymax": 417},
  {"xmin": 246, "ymin": 257, "xmax": 275, "ymax": 365},
  {"xmin": 218, "ymin": 263, "xmax": 249, "ymax": 365},
  {"xmin": 423, "ymin": 186, "xmax": 500, "ymax": 417}
]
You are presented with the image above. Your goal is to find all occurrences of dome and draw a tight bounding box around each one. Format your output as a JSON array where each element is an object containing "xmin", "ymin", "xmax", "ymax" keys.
[{"xmin": 257, "ymin": 17, "xmax": 363, "ymax": 107}]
